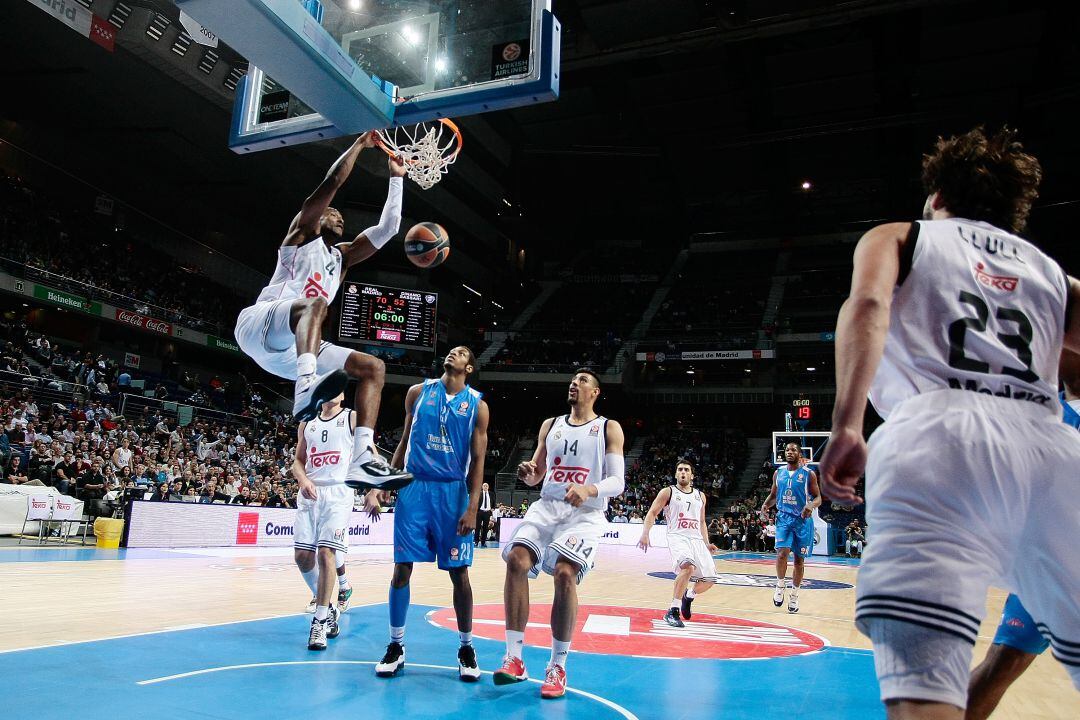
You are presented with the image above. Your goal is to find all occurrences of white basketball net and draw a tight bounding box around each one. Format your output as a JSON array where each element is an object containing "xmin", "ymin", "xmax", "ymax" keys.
[{"xmin": 376, "ymin": 121, "xmax": 460, "ymax": 190}]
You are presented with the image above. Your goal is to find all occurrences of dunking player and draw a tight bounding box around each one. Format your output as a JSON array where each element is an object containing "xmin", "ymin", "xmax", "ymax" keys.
[
  {"xmin": 760, "ymin": 442, "xmax": 820, "ymax": 614},
  {"xmin": 234, "ymin": 133, "xmax": 410, "ymax": 488},
  {"xmin": 495, "ymin": 369, "xmax": 625, "ymax": 699},
  {"xmin": 373, "ymin": 346, "xmax": 489, "ymax": 681},
  {"xmin": 819, "ymin": 127, "xmax": 1080, "ymax": 718},
  {"xmin": 638, "ymin": 459, "xmax": 719, "ymax": 628},
  {"xmin": 291, "ymin": 392, "xmax": 381, "ymax": 650},
  {"xmin": 965, "ymin": 349, "xmax": 1080, "ymax": 719}
]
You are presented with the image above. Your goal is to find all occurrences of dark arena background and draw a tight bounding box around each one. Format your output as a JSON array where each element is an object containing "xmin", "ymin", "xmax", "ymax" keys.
[{"xmin": 1, "ymin": 1, "xmax": 1078, "ymax": 718}]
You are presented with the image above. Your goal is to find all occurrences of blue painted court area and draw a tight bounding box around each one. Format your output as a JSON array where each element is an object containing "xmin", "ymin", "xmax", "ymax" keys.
[
  {"xmin": 2, "ymin": 604, "xmax": 884, "ymax": 720},
  {"xmin": 719, "ymin": 551, "xmax": 863, "ymax": 567}
]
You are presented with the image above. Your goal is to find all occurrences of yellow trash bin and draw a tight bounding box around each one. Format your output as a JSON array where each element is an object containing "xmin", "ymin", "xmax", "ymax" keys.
[{"xmin": 94, "ymin": 518, "xmax": 124, "ymax": 549}]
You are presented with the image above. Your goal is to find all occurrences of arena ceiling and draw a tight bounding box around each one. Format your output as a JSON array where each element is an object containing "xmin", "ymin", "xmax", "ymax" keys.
[{"xmin": 3, "ymin": 0, "xmax": 1079, "ymax": 297}]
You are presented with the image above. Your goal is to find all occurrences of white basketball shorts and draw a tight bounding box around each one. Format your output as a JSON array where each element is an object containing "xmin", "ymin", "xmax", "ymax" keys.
[
  {"xmin": 502, "ymin": 498, "xmax": 608, "ymax": 584},
  {"xmin": 234, "ymin": 299, "xmax": 352, "ymax": 380},
  {"xmin": 667, "ymin": 533, "xmax": 720, "ymax": 583},
  {"xmin": 294, "ymin": 484, "xmax": 354, "ymax": 554},
  {"xmin": 854, "ymin": 389, "xmax": 1080, "ymax": 706}
]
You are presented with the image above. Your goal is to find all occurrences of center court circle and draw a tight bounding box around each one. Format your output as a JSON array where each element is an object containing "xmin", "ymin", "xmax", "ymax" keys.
[{"xmin": 428, "ymin": 604, "xmax": 827, "ymax": 660}]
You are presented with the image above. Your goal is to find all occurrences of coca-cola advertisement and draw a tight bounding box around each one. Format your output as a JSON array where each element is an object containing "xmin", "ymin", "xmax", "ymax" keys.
[{"xmin": 115, "ymin": 309, "xmax": 172, "ymax": 336}]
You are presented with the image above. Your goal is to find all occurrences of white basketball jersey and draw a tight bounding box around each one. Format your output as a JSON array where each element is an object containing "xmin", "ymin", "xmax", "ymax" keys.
[
  {"xmin": 303, "ymin": 408, "xmax": 353, "ymax": 486},
  {"xmin": 665, "ymin": 485, "xmax": 705, "ymax": 538},
  {"xmin": 540, "ymin": 415, "xmax": 609, "ymax": 511},
  {"xmin": 869, "ymin": 219, "xmax": 1067, "ymax": 420},
  {"xmin": 257, "ymin": 239, "xmax": 343, "ymax": 304}
]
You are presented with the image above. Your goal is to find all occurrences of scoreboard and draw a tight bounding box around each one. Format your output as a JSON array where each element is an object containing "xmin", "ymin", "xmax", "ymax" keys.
[{"xmin": 338, "ymin": 282, "xmax": 438, "ymax": 352}]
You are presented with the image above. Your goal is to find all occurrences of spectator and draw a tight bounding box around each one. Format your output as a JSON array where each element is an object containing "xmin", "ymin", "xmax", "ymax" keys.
[
  {"xmin": 150, "ymin": 482, "xmax": 170, "ymax": 502},
  {"xmin": 230, "ymin": 486, "xmax": 251, "ymax": 505},
  {"xmin": 2, "ymin": 455, "xmax": 33, "ymax": 485}
]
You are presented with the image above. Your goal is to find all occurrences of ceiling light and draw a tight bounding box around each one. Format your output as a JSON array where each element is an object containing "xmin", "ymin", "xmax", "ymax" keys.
[
  {"xmin": 806, "ymin": 366, "xmax": 816, "ymax": 371},
  {"xmin": 800, "ymin": 180, "xmax": 812, "ymax": 190},
  {"xmin": 402, "ymin": 26, "xmax": 419, "ymax": 45},
  {"xmin": 686, "ymin": 370, "xmax": 695, "ymax": 375},
  {"xmin": 348, "ymin": 0, "xmax": 362, "ymax": 10},
  {"xmin": 434, "ymin": 58, "xmax": 448, "ymax": 73}
]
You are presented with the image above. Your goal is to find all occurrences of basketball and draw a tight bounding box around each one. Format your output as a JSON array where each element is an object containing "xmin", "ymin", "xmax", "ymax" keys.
[{"xmin": 404, "ymin": 221, "xmax": 450, "ymax": 268}]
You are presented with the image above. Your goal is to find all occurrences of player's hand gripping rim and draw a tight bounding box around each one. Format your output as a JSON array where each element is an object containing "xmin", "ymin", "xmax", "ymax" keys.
[{"xmin": 817, "ymin": 425, "xmax": 865, "ymax": 505}]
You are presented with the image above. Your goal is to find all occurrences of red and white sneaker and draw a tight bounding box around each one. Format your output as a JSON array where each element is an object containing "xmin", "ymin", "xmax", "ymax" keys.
[
  {"xmin": 492, "ymin": 655, "xmax": 528, "ymax": 685},
  {"xmin": 540, "ymin": 664, "xmax": 567, "ymax": 699}
]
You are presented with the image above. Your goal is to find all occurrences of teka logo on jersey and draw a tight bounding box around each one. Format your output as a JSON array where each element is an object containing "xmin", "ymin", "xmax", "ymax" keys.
[
  {"xmin": 308, "ymin": 446, "xmax": 341, "ymax": 468},
  {"xmin": 974, "ymin": 263, "xmax": 1019, "ymax": 292},
  {"xmin": 303, "ymin": 273, "xmax": 328, "ymax": 299},
  {"xmin": 236, "ymin": 512, "xmax": 259, "ymax": 545},
  {"xmin": 549, "ymin": 458, "xmax": 589, "ymax": 484},
  {"xmin": 676, "ymin": 518, "xmax": 699, "ymax": 530}
]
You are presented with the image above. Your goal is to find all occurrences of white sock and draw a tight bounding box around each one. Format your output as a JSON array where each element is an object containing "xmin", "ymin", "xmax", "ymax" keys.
[
  {"xmin": 791, "ymin": 585, "xmax": 800, "ymax": 594},
  {"xmin": 671, "ymin": 598, "xmax": 681, "ymax": 609},
  {"xmin": 297, "ymin": 353, "xmax": 317, "ymax": 378},
  {"xmin": 301, "ymin": 567, "xmax": 319, "ymax": 595},
  {"xmin": 776, "ymin": 578, "xmax": 785, "ymax": 588},
  {"xmin": 686, "ymin": 589, "xmax": 697, "ymax": 599},
  {"xmin": 505, "ymin": 629, "xmax": 525, "ymax": 659},
  {"xmin": 390, "ymin": 626, "xmax": 405, "ymax": 644},
  {"xmin": 550, "ymin": 639, "xmax": 571, "ymax": 669},
  {"xmin": 353, "ymin": 426, "xmax": 375, "ymax": 462},
  {"xmin": 339, "ymin": 575, "xmax": 351, "ymax": 591},
  {"xmin": 315, "ymin": 605, "xmax": 329, "ymax": 621},
  {"xmin": 459, "ymin": 631, "xmax": 473, "ymax": 647}
]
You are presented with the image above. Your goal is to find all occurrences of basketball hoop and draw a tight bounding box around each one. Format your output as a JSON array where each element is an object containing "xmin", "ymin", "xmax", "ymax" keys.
[{"xmin": 375, "ymin": 119, "xmax": 462, "ymax": 190}]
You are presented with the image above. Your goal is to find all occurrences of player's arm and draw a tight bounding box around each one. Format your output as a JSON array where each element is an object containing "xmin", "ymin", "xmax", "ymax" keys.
[
  {"xmin": 457, "ymin": 400, "xmax": 490, "ymax": 537},
  {"xmin": 291, "ymin": 423, "xmax": 317, "ymax": 500},
  {"xmin": 699, "ymin": 493, "xmax": 717, "ymax": 550},
  {"xmin": 568, "ymin": 419, "xmax": 625, "ymax": 507},
  {"xmin": 803, "ymin": 470, "xmax": 822, "ymax": 518},
  {"xmin": 336, "ymin": 155, "xmax": 407, "ymax": 267},
  {"xmin": 517, "ymin": 417, "xmax": 554, "ymax": 487},
  {"xmin": 283, "ymin": 133, "xmax": 376, "ymax": 247},
  {"xmin": 760, "ymin": 470, "xmax": 778, "ymax": 517},
  {"xmin": 1064, "ymin": 276, "xmax": 1080, "ymax": 354},
  {"xmin": 637, "ymin": 486, "xmax": 672, "ymax": 551},
  {"xmin": 390, "ymin": 384, "xmax": 423, "ymax": 471},
  {"xmin": 821, "ymin": 222, "xmax": 911, "ymax": 503}
]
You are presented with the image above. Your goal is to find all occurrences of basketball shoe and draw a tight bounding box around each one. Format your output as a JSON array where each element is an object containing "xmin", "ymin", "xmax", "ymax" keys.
[
  {"xmin": 308, "ymin": 617, "xmax": 327, "ymax": 651},
  {"xmin": 376, "ymin": 642, "xmax": 405, "ymax": 677},
  {"xmin": 327, "ymin": 604, "xmax": 340, "ymax": 638},
  {"xmin": 458, "ymin": 645, "xmax": 481, "ymax": 682},
  {"xmin": 664, "ymin": 607, "xmax": 684, "ymax": 628},
  {"xmin": 541, "ymin": 664, "xmax": 567, "ymax": 699},
  {"xmin": 788, "ymin": 590, "xmax": 800, "ymax": 614},
  {"xmin": 493, "ymin": 655, "xmax": 528, "ymax": 685},
  {"xmin": 338, "ymin": 586, "xmax": 353, "ymax": 613},
  {"xmin": 773, "ymin": 582, "xmax": 785, "ymax": 607},
  {"xmin": 293, "ymin": 369, "xmax": 349, "ymax": 422}
]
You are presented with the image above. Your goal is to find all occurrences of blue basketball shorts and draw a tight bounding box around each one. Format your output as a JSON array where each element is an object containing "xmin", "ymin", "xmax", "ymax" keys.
[
  {"xmin": 393, "ymin": 477, "xmax": 473, "ymax": 570},
  {"xmin": 775, "ymin": 514, "xmax": 814, "ymax": 558},
  {"xmin": 993, "ymin": 594, "xmax": 1050, "ymax": 655}
]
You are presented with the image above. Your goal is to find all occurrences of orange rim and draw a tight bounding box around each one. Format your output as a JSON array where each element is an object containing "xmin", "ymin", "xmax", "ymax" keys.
[{"xmin": 377, "ymin": 118, "xmax": 463, "ymax": 164}]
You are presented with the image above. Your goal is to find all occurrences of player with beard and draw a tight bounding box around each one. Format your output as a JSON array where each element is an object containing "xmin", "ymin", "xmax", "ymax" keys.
[{"xmin": 494, "ymin": 369, "xmax": 626, "ymax": 699}]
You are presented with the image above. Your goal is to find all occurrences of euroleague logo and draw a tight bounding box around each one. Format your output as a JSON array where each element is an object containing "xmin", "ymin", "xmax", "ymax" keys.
[
  {"xmin": 550, "ymin": 456, "xmax": 589, "ymax": 484},
  {"xmin": 428, "ymin": 604, "xmax": 826, "ymax": 660}
]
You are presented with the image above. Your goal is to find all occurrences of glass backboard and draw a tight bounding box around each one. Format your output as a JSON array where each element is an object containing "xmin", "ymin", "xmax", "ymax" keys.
[{"xmin": 175, "ymin": 0, "xmax": 559, "ymax": 153}]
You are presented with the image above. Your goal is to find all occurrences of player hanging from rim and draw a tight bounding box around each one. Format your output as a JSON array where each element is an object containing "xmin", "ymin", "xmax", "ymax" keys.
[
  {"xmin": 819, "ymin": 126, "xmax": 1080, "ymax": 718},
  {"xmin": 965, "ymin": 349, "xmax": 1080, "ymax": 719},
  {"xmin": 495, "ymin": 369, "xmax": 625, "ymax": 699},
  {"xmin": 291, "ymin": 392, "xmax": 382, "ymax": 650},
  {"xmin": 638, "ymin": 458, "xmax": 719, "ymax": 628},
  {"xmin": 373, "ymin": 346, "xmax": 489, "ymax": 682},
  {"xmin": 760, "ymin": 443, "xmax": 821, "ymax": 614},
  {"xmin": 234, "ymin": 132, "xmax": 411, "ymax": 490}
]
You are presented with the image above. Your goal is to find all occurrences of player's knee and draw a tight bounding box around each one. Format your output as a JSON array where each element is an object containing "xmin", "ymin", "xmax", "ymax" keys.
[
  {"xmin": 553, "ymin": 561, "xmax": 578, "ymax": 589},
  {"xmin": 793, "ymin": 554, "xmax": 805, "ymax": 566},
  {"xmin": 777, "ymin": 547, "xmax": 791, "ymax": 559},
  {"xmin": 348, "ymin": 352, "xmax": 385, "ymax": 384},
  {"xmin": 296, "ymin": 295, "xmax": 328, "ymax": 319},
  {"xmin": 294, "ymin": 548, "xmax": 315, "ymax": 571},
  {"xmin": 317, "ymin": 546, "xmax": 336, "ymax": 566},
  {"xmin": 391, "ymin": 563, "xmax": 413, "ymax": 588},
  {"xmin": 505, "ymin": 547, "xmax": 534, "ymax": 575}
]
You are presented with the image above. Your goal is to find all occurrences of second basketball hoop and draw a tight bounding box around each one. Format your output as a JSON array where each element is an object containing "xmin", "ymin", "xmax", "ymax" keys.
[{"xmin": 375, "ymin": 119, "xmax": 462, "ymax": 190}]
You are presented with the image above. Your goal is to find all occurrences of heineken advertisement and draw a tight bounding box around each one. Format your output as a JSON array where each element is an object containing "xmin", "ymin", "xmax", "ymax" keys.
[
  {"xmin": 32, "ymin": 285, "xmax": 101, "ymax": 314},
  {"xmin": 3, "ymin": 272, "xmax": 240, "ymax": 355}
]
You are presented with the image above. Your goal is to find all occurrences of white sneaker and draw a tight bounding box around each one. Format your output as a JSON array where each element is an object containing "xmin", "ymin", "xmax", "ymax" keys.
[
  {"xmin": 327, "ymin": 604, "xmax": 340, "ymax": 638},
  {"xmin": 772, "ymin": 583, "xmax": 785, "ymax": 607},
  {"xmin": 344, "ymin": 449, "xmax": 414, "ymax": 491},
  {"xmin": 293, "ymin": 369, "xmax": 349, "ymax": 421},
  {"xmin": 788, "ymin": 591, "xmax": 800, "ymax": 614},
  {"xmin": 308, "ymin": 618, "xmax": 327, "ymax": 651},
  {"xmin": 305, "ymin": 596, "xmax": 317, "ymax": 614}
]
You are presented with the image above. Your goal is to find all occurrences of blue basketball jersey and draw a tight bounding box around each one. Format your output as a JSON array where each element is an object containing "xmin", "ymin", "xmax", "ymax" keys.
[
  {"xmin": 404, "ymin": 378, "xmax": 482, "ymax": 482},
  {"xmin": 776, "ymin": 465, "xmax": 813, "ymax": 518},
  {"xmin": 1061, "ymin": 392, "xmax": 1080, "ymax": 430}
]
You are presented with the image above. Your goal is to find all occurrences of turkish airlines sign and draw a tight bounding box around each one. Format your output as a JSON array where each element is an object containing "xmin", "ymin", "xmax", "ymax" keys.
[
  {"xmin": 115, "ymin": 309, "xmax": 172, "ymax": 336},
  {"xmin": 26, "ymin": 0, "xmax": 116, "ymax": 52}
]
